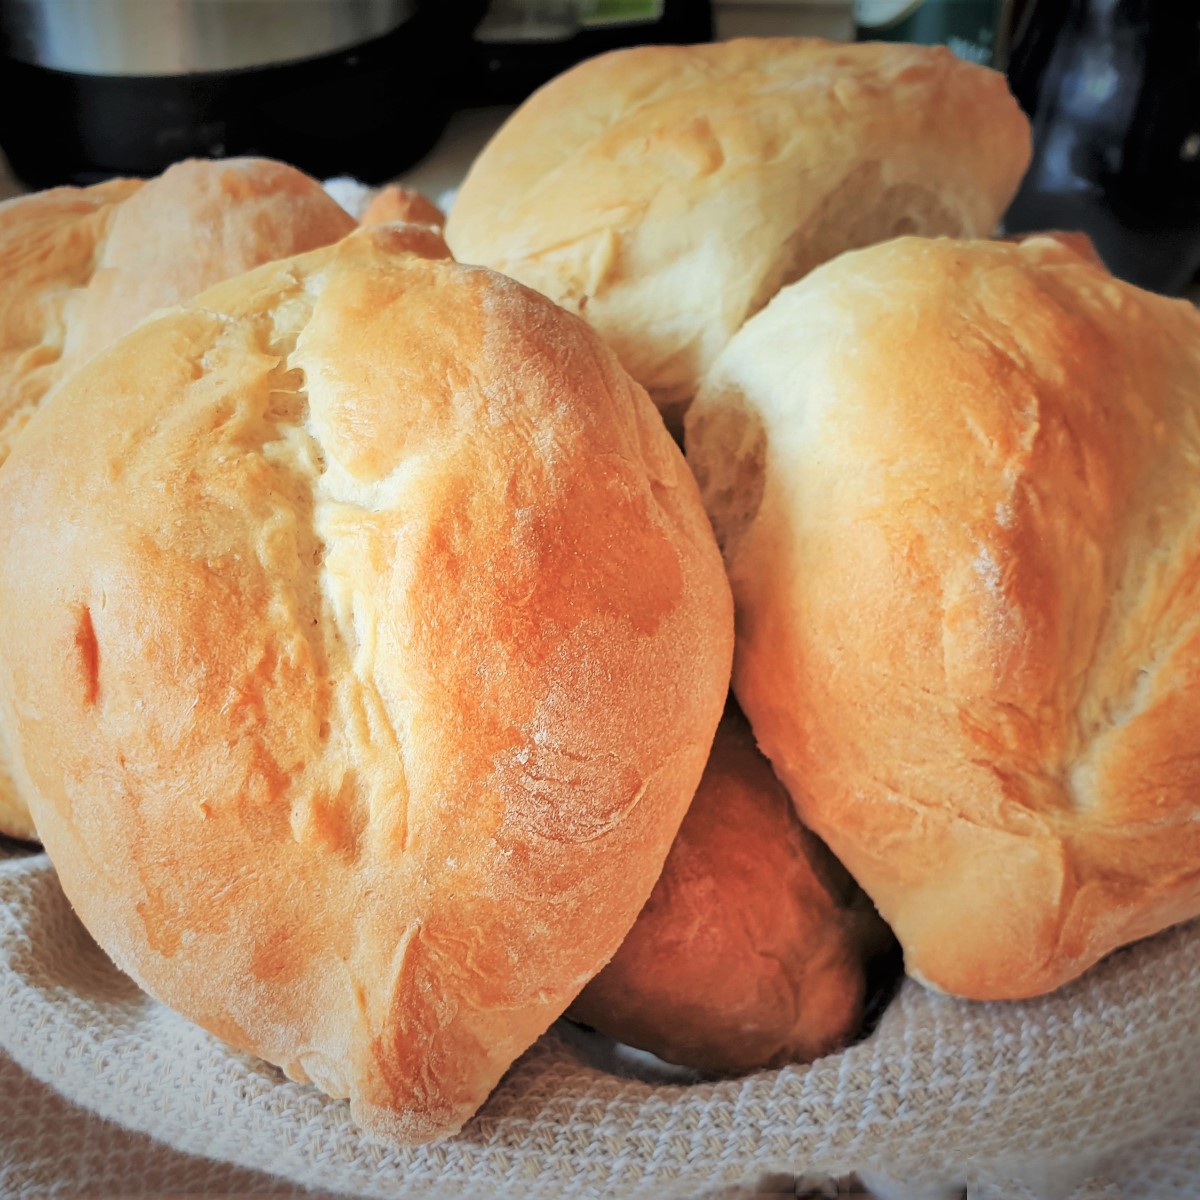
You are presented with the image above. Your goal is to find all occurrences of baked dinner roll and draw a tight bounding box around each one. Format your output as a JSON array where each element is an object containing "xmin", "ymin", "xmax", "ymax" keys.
[
  {"xmin": 0, "ymin": 224, "xmax": 733, "ymax": 1141},
  {"xmin": 684, "ymin": 235, "xmax": 1200, "ymax": 1001},
  {"xmin": 1008, "ymin": 228, "xmax": 1104, "ymax": 267},
  {"xmin": 0, "ymin": 157, "xmax": 356, "ymax": 840},
  {"xmin": 360, "ymin": 184, "xmax": 445, "ymax": 229},
  {"xmin": 569, "ymin": 703, "xmax": 890, "ymax": 1075},
  {"xmin": 445, "ymin": 38, "xmax": 1031, "ymax": 431}
]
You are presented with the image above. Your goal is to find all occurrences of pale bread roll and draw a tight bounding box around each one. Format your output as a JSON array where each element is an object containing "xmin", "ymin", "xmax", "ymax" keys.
[
  {"xmin": 445, "ymin": 38, "xmax": 1031, "ymax": 430},
  {"xmin": 570, "ymin": 704, "xmax": 890, "ymax": 1074},
  {"xmin": 0, "ymin": 158, "xmax": 356, "ymax": 840},
  {"xmin": 684, "ymin": 235, "xmax": 1200, "ymax": 1001},
  {"xmin": 0, "ymin": 224, "xmax": 733, "ymax": 1141}
]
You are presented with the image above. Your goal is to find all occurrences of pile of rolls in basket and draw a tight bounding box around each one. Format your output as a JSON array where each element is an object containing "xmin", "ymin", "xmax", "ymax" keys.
[{"xmin": 2, "ymin": 35, "xmax": 1200, "ymax": 1198}]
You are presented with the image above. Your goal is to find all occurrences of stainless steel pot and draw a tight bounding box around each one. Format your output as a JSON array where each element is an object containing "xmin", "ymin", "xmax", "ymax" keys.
[
  {"xmin": 0, "ymin": 0, "xmax": 416, "ymax": 75},
  {"xmin": 0, "ymin": 0, "xmax": 484, "ymax": 187}
]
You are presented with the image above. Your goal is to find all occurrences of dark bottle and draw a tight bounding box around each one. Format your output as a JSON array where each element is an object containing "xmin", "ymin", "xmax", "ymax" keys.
[
  {"xmin": 469, "ymin": 0, "xmax": 713, "ymax": 105},
  {"xmin": 1003, "ymin": 0, "xmax": 1200, "ymax": 295}
]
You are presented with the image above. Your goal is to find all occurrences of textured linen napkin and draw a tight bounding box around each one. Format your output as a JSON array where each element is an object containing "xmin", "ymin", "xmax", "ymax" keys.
[{"xmin": 2, "ymin": 839, "xmax": 1199, "ymax": 1199}]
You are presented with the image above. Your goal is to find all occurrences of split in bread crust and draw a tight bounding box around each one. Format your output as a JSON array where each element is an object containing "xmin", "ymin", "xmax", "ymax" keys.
[{"xmin": 0, "ymin": 158, "xmax": 357, "ymax": 840}]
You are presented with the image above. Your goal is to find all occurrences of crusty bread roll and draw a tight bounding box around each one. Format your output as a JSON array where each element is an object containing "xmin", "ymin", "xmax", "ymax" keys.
[
  {"xmin": 684, "ymin": 234, "xmax": 1200, "ymax": 1001},
  {"xmin": 0, "ymin": 223, "xmax": 733, "ymax": 1141},
  {"xmin": 0, "ymin": 157, "xmax": 356, "ymax": 840},
  {"xmin": 445, "ymin": 38, "xmax": 1031, "ymax": 430},
  {"xmin": 1008, "ymin": 228, "xmax": 1104, "ymax": 267},
  {"xmin": 360, "ymin": 184, "xmax": 445, "ymax": 229},
  {"xmin": 569, "ymin": 703, "xmax": 890, "ymax": 1075}
]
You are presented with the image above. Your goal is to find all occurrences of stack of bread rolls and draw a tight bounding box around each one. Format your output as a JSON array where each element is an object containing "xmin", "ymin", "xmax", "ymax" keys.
[{"xmin": 1, "ymin": 33, "xmax": 1198, "ymax": 1150}]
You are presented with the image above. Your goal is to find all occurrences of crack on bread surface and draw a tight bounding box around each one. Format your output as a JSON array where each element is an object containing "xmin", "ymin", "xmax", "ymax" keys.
[{"xmin": 0, "ymin": 165, "xmax": 357, "ymax": 844}]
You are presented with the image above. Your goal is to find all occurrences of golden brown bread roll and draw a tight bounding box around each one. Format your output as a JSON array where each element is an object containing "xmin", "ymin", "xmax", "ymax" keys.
[
  {"xmin": 0, "ymin": 157, "xmax": 356, "ymax": 841},
  {"xmin": 360, "ymin": 184, "xmax": 445, "ymax": 229},
  {"xmin": 1007, "ymin": 228, "xmax": 1105, "ymax": 267},
  {"xmin": 0, "ymin": 223, "xmax": 733, "ymax": 1141},
  {"xmin": 684, "ymin": 234, "xmax": 1200, "ymax": 1001},
  {"xmin": 569, "ymin": 704, "xmax": 890, "ymax": 1075},
  {"xmin": 445, "ymin": 38, "xmax": 1031, "ymax": 430}
]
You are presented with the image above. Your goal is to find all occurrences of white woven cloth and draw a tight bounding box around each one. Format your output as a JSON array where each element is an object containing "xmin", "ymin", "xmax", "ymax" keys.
[{"xmin": 2, "ymin": 839, "xmax": 1199, "ymax": 1200}]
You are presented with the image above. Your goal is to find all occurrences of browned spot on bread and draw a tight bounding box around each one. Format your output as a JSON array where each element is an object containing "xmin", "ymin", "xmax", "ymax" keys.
[{"xmin": 74, "ymin": 606, "xmax": 100, "ymax": 706}]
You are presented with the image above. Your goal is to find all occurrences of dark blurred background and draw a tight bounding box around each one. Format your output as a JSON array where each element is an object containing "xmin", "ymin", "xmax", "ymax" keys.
[{"xmin": 1, "ymin": 0, "xmax": 1197, "ymax": 293}]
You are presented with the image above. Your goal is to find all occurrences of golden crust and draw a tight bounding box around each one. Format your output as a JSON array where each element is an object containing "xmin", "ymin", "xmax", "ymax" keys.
[
  {"xmin": 569, "ymin": 704, "xmax": 888, "ymax": 1074},
  {"xmin": 0, "ymin": 158, "xmax": 356, "ymax": 840},
  {"xmin": 684, "ymin": 236, "xmax": 1200, "ymax": 1000},
  {"xmin": 0, "ymin": 224, "xmax": 733, "ymax": 1140},
  {"xmin": 445, "ymin": 38, "xmax": 1031, "ymax": 428},
  {"xmin": 1006, "ymin": 228, "xmax": 1105, "ymax": 268},
  {"xmin": 360, "ymin": 185, "xmax": 445, "ymax": 230}
]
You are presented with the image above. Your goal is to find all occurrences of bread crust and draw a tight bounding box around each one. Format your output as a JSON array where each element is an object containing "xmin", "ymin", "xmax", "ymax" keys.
[
  {"xmin": 360, "ymin": 185, "xmax": 445, "ymax": 230},
  {"xmin": 569, "ymin": 704, "xmax": 888, "ymax": 1074},
  {"xmin": 446, "ymin": 39, "xmax": 1031, "ymax": 429},
  {"xmin": 0, "ymin": 224, "xmax": 733, "ymax": 1140},
  {"xmin": 685, "ymin": 235, "xmax": 1200, "ymax": 1000},
  {"xmin": 0, "ymin": 158, "xmax": 356, "ymax": 839}
]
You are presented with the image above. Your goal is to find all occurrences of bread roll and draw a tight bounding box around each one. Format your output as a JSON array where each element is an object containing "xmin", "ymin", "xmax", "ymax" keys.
[
  {"xmin": 0, "ymin": 157, "xmax": 356, "ymax": 840},
  {"xmin": 445, "ymin": 38, "xmax": 1031, "ymax": 431},
  {"xmin": 569, "ymin": 704, "xmax": 889, "ymax": 1074},
  {"xmin": 1008, "ymin": 228, "xmax": 1104, "ymax": 267},
  {"xmin": 0, "ymin": 223, "xmax": 733, "ymax": 1141},
  {"xmin": 361, "ymin": 185, "xmax": 445, "ymax": 229},
  {"xmin": 684, "ymin": 235, "xmax": 1200, "ymax": 1001}
]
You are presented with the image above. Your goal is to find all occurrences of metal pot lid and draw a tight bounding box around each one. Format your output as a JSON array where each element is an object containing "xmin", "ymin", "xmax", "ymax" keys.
[{"xmin": 0, "ymin": 0, "xmax": 419, "ymax": 76}]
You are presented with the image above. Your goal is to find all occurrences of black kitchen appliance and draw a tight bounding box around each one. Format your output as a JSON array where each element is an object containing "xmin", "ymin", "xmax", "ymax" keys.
[
  {"xmin": 469, "ymin": 0, "xmax": 713, "ymax": 105},
  {"xmin": 0, "ymin": 0, "xmax": 487, "ymax": 188}
]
